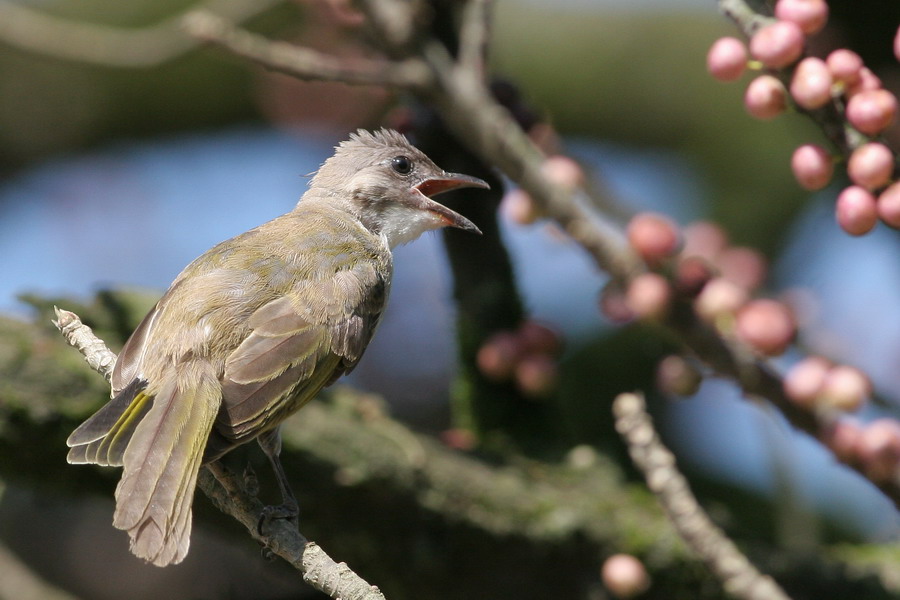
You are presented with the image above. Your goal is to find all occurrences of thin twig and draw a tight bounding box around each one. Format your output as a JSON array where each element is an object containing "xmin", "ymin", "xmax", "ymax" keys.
[
  {"xmin": 355, "ymin": 0, "xmax": 418, "ymax": 55},
  {"xmin": 52, "ymin": 307, "xmax": 116, "ymax": 383},
  {"xmin": 200, "ymin": 463, "xmax": 386, "ymax": 600},
  {"xmin": 0, "ymin": 0, "xmax": 282, "ymax": 67},
  {"xmin": 182, "ymin": 10, "xmax": 432, "ymax": 89},
  {"xmin": 717, "ymin": 0, "xmax": 774, "ymax": 37},
  {"xmin": 52, "ymin": 308, "xmax": 387, "ymax": 600},
  {"xmin": 613, "ymin": 392, "xmax": 791, "ymax": 600}
]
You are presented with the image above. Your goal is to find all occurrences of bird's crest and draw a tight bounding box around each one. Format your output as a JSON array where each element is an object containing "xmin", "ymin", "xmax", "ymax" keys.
[{"xmin": 340, "ymin": 128, "xmax": 414, "ymax": 153}]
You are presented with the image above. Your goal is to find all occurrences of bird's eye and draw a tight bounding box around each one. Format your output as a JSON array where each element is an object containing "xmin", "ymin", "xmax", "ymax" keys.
[{"xmin": 391, "ymin": 155, "xmax": 413, "ymax": 175}]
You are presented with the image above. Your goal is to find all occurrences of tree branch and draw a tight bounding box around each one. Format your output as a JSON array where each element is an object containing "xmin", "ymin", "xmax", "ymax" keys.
[
  {"xmin": 0, "ymin": 0, "xmax": 282, "ymax": 67},
  {"xmin": 52, "ymin": 308, "xmax": 116, "ymax": 384},
  {"xmin": 458, "ymin": 0, "xmax": 493, "ymax": 78},
  {"xmin": 182, "ymin": 10, "xmax": 432, "ymax": 89},
  {"xmin": 613, "ymin": 392, "xmax": 791, "ymax": 600}
]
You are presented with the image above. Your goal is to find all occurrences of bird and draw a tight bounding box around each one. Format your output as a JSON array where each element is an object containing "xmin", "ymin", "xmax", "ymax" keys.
[{"xmin": 65, "ymin": 128, "xmax": 488, "ymax": 566}]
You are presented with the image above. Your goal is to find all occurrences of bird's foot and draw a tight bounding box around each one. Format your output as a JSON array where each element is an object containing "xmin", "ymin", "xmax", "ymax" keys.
[{"xmin": 256, "ymin": 501, "xmax": 300, "ymax": 536}]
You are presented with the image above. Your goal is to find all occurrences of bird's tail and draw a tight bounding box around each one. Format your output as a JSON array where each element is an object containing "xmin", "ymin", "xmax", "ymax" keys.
[{"xmin": 68, "ymin": 362, "xmax": 221, "ymax": 566}]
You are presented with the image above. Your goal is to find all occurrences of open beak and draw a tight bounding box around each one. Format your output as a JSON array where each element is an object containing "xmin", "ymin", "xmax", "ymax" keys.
[{"xmin": 414, "ymin": 172, "xmax": 489, "ymax": 235}]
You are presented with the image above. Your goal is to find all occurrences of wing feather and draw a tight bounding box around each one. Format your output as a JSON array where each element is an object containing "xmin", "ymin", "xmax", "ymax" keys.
[{"xmin": 217, "ymin": 262, "xmax": 388, "ymax": 442}]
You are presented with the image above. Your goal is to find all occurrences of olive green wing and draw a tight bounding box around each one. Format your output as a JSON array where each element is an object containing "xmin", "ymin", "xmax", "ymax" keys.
[{"xmin": 217, "ymin": 263, "xmax": 387, "ymax": 442}]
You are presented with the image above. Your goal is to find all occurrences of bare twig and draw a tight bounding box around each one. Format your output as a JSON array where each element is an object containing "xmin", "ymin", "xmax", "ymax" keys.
[
  {"xmin": 52, "ymin": 307, "xmax": 116, "ymax": 383},
  {"xmin": 613, "ymin": 392, "xmax": 791, "ymax": 600},
  {"xmin": 717, "ymin": 0, "xmax": 774, "ymax": 37},
  {"xmin": 51, "ymin": 308, "xmax": 387, "ymax": 600},
  {"xmin": 355, "ymin": 0, "xmax": 419, "ymax": 55},
  {"xmin": 0, "ymin": 0, "xmax": 282, "ymax": 67},
  {"xmin": 182, "ymin": 10, "xmax": 432, "ymax": 88}
]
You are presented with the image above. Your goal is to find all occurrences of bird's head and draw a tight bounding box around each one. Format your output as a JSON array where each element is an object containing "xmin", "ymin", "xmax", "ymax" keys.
[{"xmin": 310, "ymin": 128, "xmax": 489, "ymax": 247}]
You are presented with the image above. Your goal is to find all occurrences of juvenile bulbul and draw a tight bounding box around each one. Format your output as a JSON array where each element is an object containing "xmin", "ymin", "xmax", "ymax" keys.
[{"xmin": 66, "ymin": 128, "xmax": 487, "ymax": 566}]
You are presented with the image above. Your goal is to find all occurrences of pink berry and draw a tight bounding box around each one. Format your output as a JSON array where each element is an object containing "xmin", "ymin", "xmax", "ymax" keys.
[
  {"xmin": 517, "ymin": 320, "xmax": 563, "ymax": 356},
  {"xmin": 476, "ymin": 331, "xmax": 522, "ymax": 381},
  {"xmin": 821, "ymin": 418, "xmax": 863, "ymax": 463},
  {"xmin": 847, "ymin": 143, "xmax": 894, "ymax": 190},
  {"xmin": 835, "ymin": 186, "xmax": 878, "ymax": 235},
  {"xmin": 735, "ymin": 299, "xmax": 796, "ymax": 356},
  {"xmin": 749, "ymin": 21, "xmax": 805, "ymax": 69},
  {"xmin": 657, "ymin": 354, "xmax": 702, "ymax": 397},
  {"xmin": 895, "ymin": 25, "xmax": 900, "ymax": 63},
  {"xmin": 846, "ymin": 67, "xmax": 884, "ymax": 98},
  {"xmin": 440, "ymin": 428, "xmax": 476, "ymax": 450},
  {"xmin": 826, "ymin": 49, "xmax": 863, "ymax": 86},
  {"xmin": 744, "ymin": 75, "xmax": 788, "ymax": 120},
  {"xmin": 846, "ymin": 89, "xmax": 898, "ymax": 136},
  {"xmin": 707, "ymin": 37, "xmax": 748, "ymax": 82},
  {"xmin": 599, "ymin": 285, "xmax": 634, "ymax": 324},
  {"xmin": 542, "ymin": 155, "xmax": 585, "ymax": 189},
  {"xmin": 626, "ymin": 273, "xmax": 671, "ymax": 320},
  {"xmin": 820, "ymin": 365, "xmax": 871, "ymax": 412},
  {"xmin": 718, "ymin": 246, "xmax": 767, "ymax": 291},
  {"xmin": 783, "ymin": 356, "xmax": 831, "ymax": 408},
  {"xmin": 626, "ymin": 212, "xmax": 681, "ymax": 265},
  {"xmin": 855, "ymin": 419, "xmax": 900, "ymax": 483},
  {"xmin": 774, "ymin": 0, "xmax": 829, "ymax": 35},
  {"xmin": 515, "ymin": 353, "xmax": 559, "ymax": 399},
  {"xmin": 790, "ymin": 57, "xmax": 834, "ymax": 110},
  {"xmin": 501, "ymin": 188, "xmax": 540, "ymax": 225},
  {"xmin": 682, "ymin": 221, "xmax": 729, "ymax": 261},
  {"xmin": 877, "ymin": 182, "xmax": 900, "ymax": 228},
  {"xmin": 791, "ymin": 144, "xmax": 833, "ymax": 190},
  {"xmin": 694, "ymin": 277, "xmax": 748, "ymax": 321},
  {"xmin": 675, "ymin": 256, "xmax": 714, "ymax": 296},
  {"xmin": 601, "ymin": 554, "xmax": 651, "ymax": 599}
]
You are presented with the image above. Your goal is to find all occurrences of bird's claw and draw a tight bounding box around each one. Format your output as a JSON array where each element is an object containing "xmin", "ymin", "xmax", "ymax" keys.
[
  {"xmin": 256, "ymin": 502, "xmax": 300, "ymax": 536},
  {"xmin": 260, "ymin": 545, "xmax": 276, "ymax": 561}
]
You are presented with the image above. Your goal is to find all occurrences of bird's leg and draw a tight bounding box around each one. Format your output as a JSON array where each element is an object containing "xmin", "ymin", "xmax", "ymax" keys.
[
  {"xmin": 243, "ymin": 461, "xmax": 260, "ymax": 498},
  {"xmin": 256, "ymin": 426, "xmax": 300, "ymax": 534}
]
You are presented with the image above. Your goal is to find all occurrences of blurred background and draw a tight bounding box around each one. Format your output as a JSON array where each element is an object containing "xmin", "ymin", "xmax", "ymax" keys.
[{"xmin": 3, "ymin": 0, "xmax": 900, "ymax": 598}]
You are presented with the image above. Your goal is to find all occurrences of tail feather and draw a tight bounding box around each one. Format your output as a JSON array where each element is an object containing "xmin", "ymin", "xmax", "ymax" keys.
[
  {"xmin": 112, "ymin": 363, "xmax": 220, "ymax": 566},
  {"xmin": 67, "ymin": 378, "xmax": 145, "ymax": 446},
  {"xmin": 90, "ymin": 391, "xmax": 153, "ymax": 466},
  {"xmin": 67, "ymin": 380, "xmax": 152, "ymax": 467}
]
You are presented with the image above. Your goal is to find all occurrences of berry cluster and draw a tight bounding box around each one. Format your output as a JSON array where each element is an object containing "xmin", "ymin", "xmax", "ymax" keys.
[
  {"xmin": 476, "ymin": 320, "xmax": 564, "ymax": 399},
  {"xmin": 607, "ymin": 215, "xmax": 797, "ymax": 359},
  {"xmin": 783, "ymin": 356, "xmax": 870, "ymax": 412},
  {"xmin": 822, "ymin": 418, "xmax": 900, "ymax": 484},
  {"xmin": 707, "ymin": 0, "xmax": 900, "ymax": 236},
  {"xmin": 778, "ymin": 353, "xmax": 900, "ymax": 481},
  {"xmin": 608, "ymin": 212, "xmax": 883, "ymax": 433}
]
